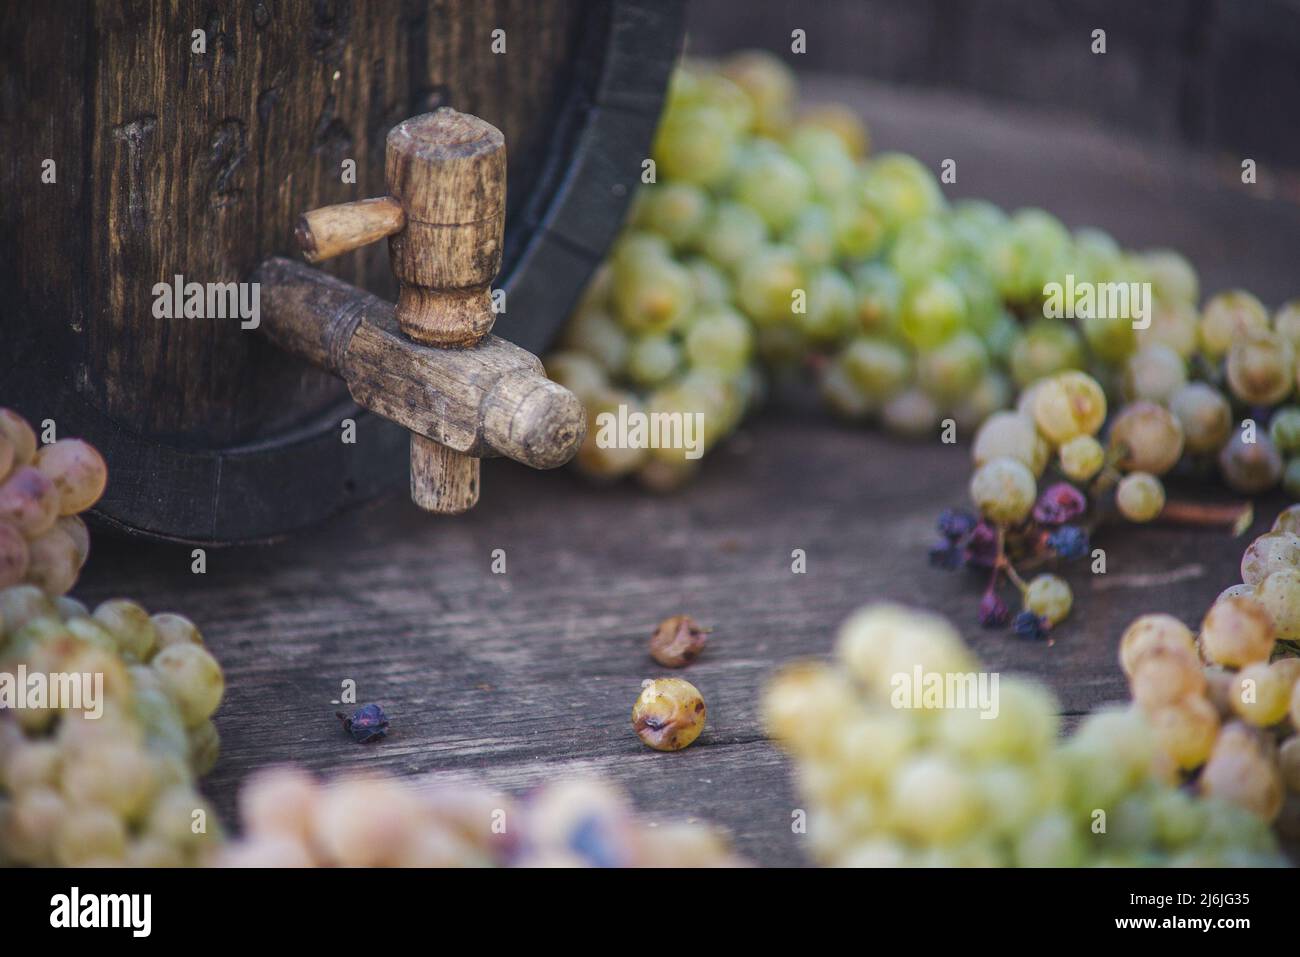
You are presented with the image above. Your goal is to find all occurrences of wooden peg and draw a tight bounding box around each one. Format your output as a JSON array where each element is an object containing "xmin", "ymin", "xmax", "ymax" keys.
[{"xmin": 295, "ymin": 197, "xmax": 405, "ymax": 263}]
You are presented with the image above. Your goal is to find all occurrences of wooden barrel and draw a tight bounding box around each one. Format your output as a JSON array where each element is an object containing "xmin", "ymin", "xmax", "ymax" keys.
[{"xmin": 0, "ymin": 0, "xmax": 683, "ymax": 543}]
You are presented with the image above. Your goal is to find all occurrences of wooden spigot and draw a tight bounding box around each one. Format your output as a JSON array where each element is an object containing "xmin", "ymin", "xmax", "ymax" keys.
[{"xmin": 274, "ymin": 108, "xmax": 584, "ymax": 514}]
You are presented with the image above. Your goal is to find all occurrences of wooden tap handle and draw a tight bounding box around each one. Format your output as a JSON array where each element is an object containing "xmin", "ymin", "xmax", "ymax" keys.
[
  {"xmin": 385, "ymin": 109, "xmax": 505, "ymax": 348},
  {"xmin": 295, "ymin": 197, "xmax": 405, "ymax": 263}
]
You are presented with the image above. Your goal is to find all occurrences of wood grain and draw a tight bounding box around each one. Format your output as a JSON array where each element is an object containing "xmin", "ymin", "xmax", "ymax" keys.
[
  {"xmin": 254, "ymin": 258, "xmax": 587, "ymax": 467},
  {"xmin": 60, "ymin": 74, "xmax": 1300, "ymax": 865}
]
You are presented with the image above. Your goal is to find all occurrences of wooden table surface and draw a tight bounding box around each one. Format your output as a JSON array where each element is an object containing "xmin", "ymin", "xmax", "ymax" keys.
[{"xmin": 74, "ymin": 76, "xmax": 1300, "ymax": 867}]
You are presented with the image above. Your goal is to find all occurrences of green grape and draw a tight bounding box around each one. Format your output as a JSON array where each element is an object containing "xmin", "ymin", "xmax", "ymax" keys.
[
  {"xmin": 93, "ymin": 599, "xmax": 158, "ymax": 661},
  {"xmin": 818, "ymin": 359, "xmax": 875, "ymax": 421},
  {"xmin": 1255, "ymin": 568, "xmax": 1300, "ymax": 641},
  {"xmin": 1274, "ymin": 503, "xmax": 1300, "ymax": 534},
  {"xmin": 576, "ymin": 389, "xmax": 649, "ymax": 479},
  {"xmin": 1009, "ymin": 208, "xmax": 1071, "ymax": 286},
  {"xmin": 150, "ymin": 612, "xmax": 203, "ymax": 653},
  {"xmin": 683, "ymin": 305, "xmax": 752, "ymax": 374},
  {"xmin": 735, "ymin": 244, "xmax": 806, "ymax": 326},
  {"xmin": 1138, "ymin": 302, "xmax": 1199, "ymax": 359},
  {"xmin": 1148, "ymin": 697, "xmax": 1218, "ymax": 771},
  {"xmin": 1230, "ymin": 663, "xmax": 1292, "ymax": 726},
  {"xmin": 1199, "ymin": 290, "xmax": 1269, "ymax": 360},
  {"xmin": 718, "ymin": 50, "xmax": 796, "ymax": 137},
  {"xmin": 1226, "ymin": 329, "xmax": 1294, "ymax": 406},
  {"xmin": 1072, "ymin": 228, "xmax": 1122, "ymax": 283},
  {"xmin": 1109, "ymin": 401, "xmax": 1184, "ymax": 476},
  {"xmin": 887, "ymin": 217, "xmax": 957, "ymax": 285},
  {"xmin": 1025, "ymin": 573, "xmax": 1072, "ymax": 625},
  {"xmin": 683, "ymin": 257, "xmax": 732, "ymax": 307},
  {"xmin": 1122, "ymin": 343, "xmax": 1186, "ymax": 404},
  {"xmin": 651, "ymin": 104, "xmax": 739, "ymax": 187},
  {"xmin": 850, "ymin": 262, "xmax": 902, "ymax": 335},
  {"xmin": 830, "ymin": 197, "xmax": 886, "ymax": 260},
  {"xmin": 1015, "ymin": 811, "xmax": 1084, "ymax": 867},
  {"xmin": 948, "ymin": 262, "xmax": 1002, "ymax": 336},
  {"xmin": 899, "ymin": 274, "xmax": 966, "ymax": 350},
  {"xmin": 881, "ymin": 388, "xmax": 940, "ymax": 439},
  {"xmin": 969, "ymin": 457, "xmax": 1037, "ymax": 525},
  {"xmin": 793, "ymin": 103, "xmax": 870, "ymax": 159},
  {"xmin": 888, "ymin": 755, "xmax": 981, "ymax": 844},
  {"xmin": 1273, "ymin": 299, "xmax": 1300, "ymax": 353},
  {"xmin": 611, "ymin": 253, "xmax": 695, "ymax": 335},
  {"xmin": 840, "ymin": 337, "xmax": 911, "ymax": 401},
  {"xmin": 693, "ymin": 71, "xmax": 755, "ymax": 134},
  {"xmin": 1138, "ymin": 248, "xmax": 1198, "ymax": 305},
  {"xmin": 980, "ymin": 308, "xmax": 1020, "ymax": 364},
  {"xmin": 1116, "ymin": 472, "xmax": 1165, "ymax": 523},
  {"xmin": 610, "ymin": 229, "xmax": 672, "ymax": 269},
  {"xmin": 980, "ymin": 227, "xmax": 1035, "ymax": 302},
  {"xmin": 1200, "ymin": 595, "xmax": 1276, "ymax": 668},
  {"xmin": 917, "ymin": 331, "xmax": 988, "ymax": 404},
  {"xmin": 1008, "ymin": 319, "xmax": 1084, "ymax": 388},
  {"xmin": 1081, "ymin": 312, "xmax": 1138, "ymax": 365},
  {"xmin": 60, "ymin": 743, "xmax": 157, "ymax": 819},
  {"xmin": 1169, "ymin": 383, "xmax": 1232, "ymax": 455},
  {"xmin": 697, "ymin": 200, "xmax": 768, "ymax": 273},
  {"xmin": 1031, "ymin": 370, "xmax": 1107, "ymax": 444},
  {"xmin": 1118, "ymin": 614, "xmax": 1197, "ymax": 678},
  {"xmin": 948, "ymin": 199, "xmax": 1008, "ymax": 255},
  {"xmin": 796, "ymin": 266, "xmax": 855, "ymax": 344},
  {"xmin": 543, "ymin": 351, "xmax": 608, "ymax": 405},
  {"xmin": 787, "ymin": 127, "xmax": 856, "ymax": 200},
  {"xmin": 152, "ymin": 642, "xmax": 225, "ymax": 728},
  {"xmin": 972, "ymin": 411, "xmax": 1044, "ymax": 473},
  {"xmin": 1199, "ymin": 726, "xmax": 1283, "ymax": 821},
  {"xmin": 1240, "ymin": 531, "xmax": 1300, "ymax": 586},
  {"xmin": 1269, "ymin": 406, "xmax": 1300, "ymax": 455},
  {"xmin": 732, "ymin": 148, "xmax": 813, "ymax": 232},
  {"xmin": 950, "ymin": 370, "xmax": 1012, "ymax": 432},
  {"xmin": 633, "ymin": 181, "xmax": 711, "ymax": 249},
  {"xmin": 860, "ymin": 152, "xmax": 946, "ymax": 231},
  {"xmin": 783, "ymin": 204, "xmax": 835, "ymax": 267},
  {"xmin": 1218, "ymin": 430, "xmax": 1282, "ymax": 494},
  {"xmin": 1058, "ymin": 434, "xmax": 1105, "ymax": 482},
  {"xmin": 561, "ymin": 308, "xmax": 628, "ymax": 374},
  {"xmin": 625, "ymin": 334, "xmax": 682, "ymax": 387}
]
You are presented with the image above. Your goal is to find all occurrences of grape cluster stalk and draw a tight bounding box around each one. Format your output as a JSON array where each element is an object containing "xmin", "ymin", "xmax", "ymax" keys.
[{"xmin": 764, "ymin": 603, "xmax": 1288, "ymax": 866}]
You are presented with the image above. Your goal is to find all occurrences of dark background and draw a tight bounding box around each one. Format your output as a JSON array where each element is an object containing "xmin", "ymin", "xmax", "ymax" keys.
[{"xmin": 687, "ymin": 0, "xmax": 1300, "ymax": 172}]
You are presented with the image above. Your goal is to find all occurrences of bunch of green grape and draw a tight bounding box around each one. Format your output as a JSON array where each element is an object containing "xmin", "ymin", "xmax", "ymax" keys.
[
  {"xmin": 1116, "ymin": 505, "xmax": 1300, "ymax": 834},
  {"xmin": 764, "ymin": 602, "xmax": 1286, "ymax": 866},
  {"xmin": 216, "ymin": 768, "xmax": 746, "ymax": 867},
  {"xmin": 0, "ymin": 586, "xmax": 225, "ymax": 866},
  {"xmin": 0, "ymin": 408, "xmax": 107, "ymax": 595},
  {"xmin": 549, "ymin": 50, "xmax": 1300, "ymax": 500}
]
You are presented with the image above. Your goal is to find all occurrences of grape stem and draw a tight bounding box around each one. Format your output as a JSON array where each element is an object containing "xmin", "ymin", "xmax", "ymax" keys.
[
  {"xmin": 1157, "ymin": 500, "xmax": 1253, "ymax": 535},
  {"xmin": 995, "ymin": 526, "xmax": 1029, "ymax": 594}
]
